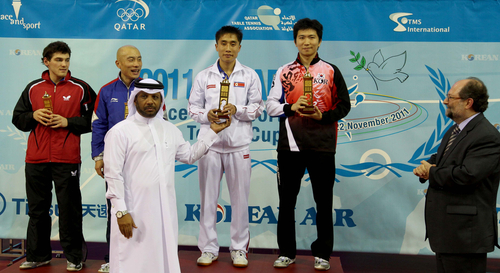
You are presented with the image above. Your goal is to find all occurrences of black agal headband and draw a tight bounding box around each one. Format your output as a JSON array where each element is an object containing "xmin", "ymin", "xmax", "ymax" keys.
[{"xmin": 135, "ymin": 79, "xmax": 164, "ymax": 90}]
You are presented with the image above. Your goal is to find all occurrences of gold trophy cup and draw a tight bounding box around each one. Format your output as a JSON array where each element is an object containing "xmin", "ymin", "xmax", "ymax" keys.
[
  {"xmin": 301, "ymin": 70, "xmax": 315, "ymax": 114},
  {"xmin": 216, "ymin": 78, "xmax": 230, "ymax": 119},
  {"xmin": 42, "ymin": 91, "xmax": 53, "ymax": 112}
]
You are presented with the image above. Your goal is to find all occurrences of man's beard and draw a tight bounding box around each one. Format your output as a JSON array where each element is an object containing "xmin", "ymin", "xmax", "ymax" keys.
[
  {"xmin": 137, "ymin": 106, "xmax": 159, "ymax": 118},
  {"xmin": 445, "ymin": 108, "xmax": 453, "ymax": 119}
]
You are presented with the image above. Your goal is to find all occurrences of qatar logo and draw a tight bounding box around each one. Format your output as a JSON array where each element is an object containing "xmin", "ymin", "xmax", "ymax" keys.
[
  {"xmin": 115, "ymin": 0, "xmax": 149, "ymax": 21},
  {"xmin": 0, "ymin": 192, "xmax": 6, "ymax": 215},
  {"xmin": 389, "ymin": 12, "xmax": 413, "ymax": 32},
  {"xmin": 117, "ymin": 8, "xmax": 144, "ymax": 22}
]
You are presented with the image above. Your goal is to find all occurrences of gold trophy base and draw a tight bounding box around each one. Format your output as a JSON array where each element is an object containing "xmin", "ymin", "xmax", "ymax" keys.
[
  {"xmin": 300, "ymin": 106, "xmax": 315, "ymax": 114},
  {"xmin": 215, "ymin": 110, "xmax": 229, "ymax": 119}
]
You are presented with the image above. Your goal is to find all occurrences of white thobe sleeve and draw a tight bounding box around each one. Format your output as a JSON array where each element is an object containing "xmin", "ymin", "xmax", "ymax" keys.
[
  {"xmin": 188, "ymin": 73, "xmax": 210, "ymax": 124},
  {"xmin": 175, "ymin": 128, "xmax": 218, "ymax": 164},
  {"xmin": 103, "ymin": 128, "xmax": 128, "ymax": 212},
  {"xmin": 233, "ymin": 70, "xmax": 265, "ymax": 121}
]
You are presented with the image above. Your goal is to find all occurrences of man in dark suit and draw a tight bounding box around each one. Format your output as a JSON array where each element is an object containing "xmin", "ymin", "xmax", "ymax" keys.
[{"xmin": 414, "ymin": 77, "xmax": 500, "ymax": 273}]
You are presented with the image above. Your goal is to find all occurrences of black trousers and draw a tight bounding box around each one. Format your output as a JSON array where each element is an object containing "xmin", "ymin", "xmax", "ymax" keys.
[
  {"xmin": 436, "ymin": 253, "xmax": 487, "ymax": 273},
  {"xmin": 276, "ymin": 151, "xmax": 335, "ymax": 260},
  {"xmin": 25, "ymin": 163, "xmax": 83, "ymax": 264}
]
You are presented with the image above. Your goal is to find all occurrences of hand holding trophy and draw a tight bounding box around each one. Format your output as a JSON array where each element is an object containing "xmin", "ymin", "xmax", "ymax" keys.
[{"xmin": 33, "ymin": 91, "xmax": 54, "ymax": 126}]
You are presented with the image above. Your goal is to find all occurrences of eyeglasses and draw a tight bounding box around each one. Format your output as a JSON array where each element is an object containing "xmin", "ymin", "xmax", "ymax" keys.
[{"xmin": 446, "ymin": 95, "xmax": 464, "ymax": 100}]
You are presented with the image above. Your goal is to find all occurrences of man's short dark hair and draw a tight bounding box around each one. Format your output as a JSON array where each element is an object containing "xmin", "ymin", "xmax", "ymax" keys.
[
  {"xmin": 293, "ymin": 18, "xmax": 323, "ymax": 42},
  {"xmin": 41, "ymin": 41, "xmax": 71, "ymax": 63},
  {"xmin": 215, "ymin": 26, "xmax": 243, "ymax": 44},
  {"xmin": 459, "ymin": 77, "xmax": 489, "ymax": 112}
]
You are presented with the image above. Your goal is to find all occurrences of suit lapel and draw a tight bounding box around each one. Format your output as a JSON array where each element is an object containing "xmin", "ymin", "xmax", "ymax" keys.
[
  {"xmin": 436, "ymin": 125, "xmax": 455, "ymax": 164},
  {"xmin": 440, "ymin": 128, "xmax": 467, "ymax": 163},
  {"xmin": 437, "ymin": 113, "xmax": 484, "ymax": 165}
]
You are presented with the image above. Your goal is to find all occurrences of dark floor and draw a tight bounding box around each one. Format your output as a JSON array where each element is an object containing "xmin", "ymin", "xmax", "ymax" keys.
[{"xmin": 2, "ymin": 241, "xmax": 500, "ymax": 272}]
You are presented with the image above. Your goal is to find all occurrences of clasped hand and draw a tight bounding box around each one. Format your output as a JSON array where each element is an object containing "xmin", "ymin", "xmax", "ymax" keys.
[
  {"xmin": 291, "ymin": 95, "xmax": 322, "ymax": 121},
  {"xmin": 210, "ymin": 115, "xmax": 232, "ymax": 133},
  {"xmin": 207, "ymin": 103, "xmax": 236, "ymax": 123},
  {"xmin": 413, "ymin": 160, "xmax": 435, "ymax": 180},
  {"xmin": 34, "ymin": 109, "xmax": 68, "ymax": 128}
]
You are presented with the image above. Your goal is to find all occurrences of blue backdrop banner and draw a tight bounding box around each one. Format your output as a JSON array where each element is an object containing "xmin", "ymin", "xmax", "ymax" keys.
[{"xmin": 1, "ymin": 0, "xmax": 500, "ymax": 257}]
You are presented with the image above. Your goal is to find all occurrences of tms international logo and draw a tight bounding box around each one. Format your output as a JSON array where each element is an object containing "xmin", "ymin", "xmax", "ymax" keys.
[
  {"xmin": 114, "ymin": 0, "xmax": 149, "ymax": 32},
  {"xmin": 389, "ymin": 12, "xmax": 417, "ymax": 32},
  {"xmin": 0, "ymin": 0, "xmax": 41, "ymax": 30},
  {"xmin": 9, "ymin": 49, "xmax": 42, "ymax": 56},
  {"xmin": 389, "ymin": 12, "xmax": 450, "ymax": 33},
  {"xmin": 0, "ymin": 192, "xmax": 6, "ymax": 215},
  {"xmin": 184, "ymin": 203, "xmax": 357, "ymax": 227},
  {"xmin": 462, "ymin": 54, "xmax": 499, "ymax": 61}
]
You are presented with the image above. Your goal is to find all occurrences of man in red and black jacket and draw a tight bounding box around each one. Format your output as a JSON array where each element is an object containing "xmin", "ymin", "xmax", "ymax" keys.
[
  {"xmin": 267, "ymin": 18, "xmax": 351, "ymax": 271},
  {"xmin": 12, "ymin": 41, "xmax": 96, "ymax": 271}
]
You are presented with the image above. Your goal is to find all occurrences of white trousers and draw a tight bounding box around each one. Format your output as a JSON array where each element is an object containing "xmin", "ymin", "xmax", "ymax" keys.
[{"xmin": 197, "ymin": 148, "xmax": 251, "ymax": 256}]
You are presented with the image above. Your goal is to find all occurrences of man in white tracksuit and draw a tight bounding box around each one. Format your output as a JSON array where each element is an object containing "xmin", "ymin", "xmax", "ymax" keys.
[
  {"xmin": 104, "ymin": 79, "xmax": 230, "ymax": 273},
  {"xmin": 188, "ymin": 26, "xmax": 264, "ymax": 268}
]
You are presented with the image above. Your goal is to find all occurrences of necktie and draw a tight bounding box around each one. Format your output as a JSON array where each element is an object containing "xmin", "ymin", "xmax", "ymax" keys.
[{"xmin": 443, "ymin": 125, "xmax": 460, "ymax": 156}]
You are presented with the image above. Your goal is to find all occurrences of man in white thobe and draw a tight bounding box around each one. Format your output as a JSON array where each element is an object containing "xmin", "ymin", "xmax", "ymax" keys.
[{"xmin": 103, "ymin": 79, "xmax": 230, "ymax": 273}]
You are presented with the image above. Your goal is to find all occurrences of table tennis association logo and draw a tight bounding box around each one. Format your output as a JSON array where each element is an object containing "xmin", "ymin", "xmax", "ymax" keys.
[{"xmin": 230, "ymin": 5, "xmax": 297, "ymax": 32}]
